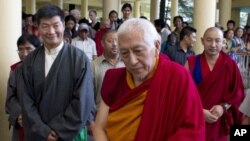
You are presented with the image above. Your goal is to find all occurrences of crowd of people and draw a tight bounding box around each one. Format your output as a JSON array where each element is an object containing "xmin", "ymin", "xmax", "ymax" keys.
[{"xmin": 5, "ymin": 3, "xmax": 250, "ymax": 141}]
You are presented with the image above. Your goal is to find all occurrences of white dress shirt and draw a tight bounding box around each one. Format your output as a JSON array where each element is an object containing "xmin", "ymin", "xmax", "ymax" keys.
[{"xmin": 44, "ymin": 42, "xmax": 64, "ymax": 77}]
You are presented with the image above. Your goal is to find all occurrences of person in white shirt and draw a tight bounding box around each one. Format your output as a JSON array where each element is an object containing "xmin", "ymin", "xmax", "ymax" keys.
[
  {"xmin": 154, "ymin": 19, "xmax": 171, "ymax": 43},
  {"xmin": 72, "ymin": 23, "xmax": 97, "ymax": 61}
]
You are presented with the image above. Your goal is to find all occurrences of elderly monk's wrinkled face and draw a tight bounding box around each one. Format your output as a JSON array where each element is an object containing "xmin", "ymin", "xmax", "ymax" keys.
[
  {"xmin": 119, "ymin": 30, "xmax": 158, "ymax": 84},
  {"xmin": 202, "ymin": 28, "xmax": 224, "ymax": 57}
]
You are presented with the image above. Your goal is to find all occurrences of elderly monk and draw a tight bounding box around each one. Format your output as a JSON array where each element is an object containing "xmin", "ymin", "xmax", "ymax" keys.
[{"xmin": 93, "ymin": 18, "xmax": 205, "ymax": 141}]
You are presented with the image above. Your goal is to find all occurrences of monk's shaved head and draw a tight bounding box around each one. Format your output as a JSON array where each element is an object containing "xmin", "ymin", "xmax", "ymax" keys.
[
  {"xmin": 203, "ymin": 27, "xmax": 224, "ymax": 39},
  {"xmin": 201, "ymin": 27, "xmax": 224, "ymax": 57}
]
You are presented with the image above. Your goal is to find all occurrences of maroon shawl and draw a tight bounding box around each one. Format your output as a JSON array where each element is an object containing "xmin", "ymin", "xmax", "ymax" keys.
[
  {"xmin": 10, "ymin": 61, "xmax": 22, "ymax": 71},
  {"xmin": 95, "ymin": 28, "xmax": 110, "ymax": 56},
  {"xmin": 102, "ymin": 54, "xmax": 205, "ymax": 141},
  {"xmin": 188, "ymin": 52, "xmax": 245, "ymax": 141}
]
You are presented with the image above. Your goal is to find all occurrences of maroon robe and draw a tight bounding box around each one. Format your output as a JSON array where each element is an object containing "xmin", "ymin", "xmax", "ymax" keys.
[
  {"xmin": 10, "ymin": 61, "xmax": 22, "ymax": 71},
  {"xmin": 188, "ymin": 52, "xmax": 245, "ymax": 141},
  {"xmin": 102, "ymin": 54, "xmax": 205, "ymax": 141},
  {"xmin": 95, "ymin": 28, "xmax": 110, "ymax": 56}
]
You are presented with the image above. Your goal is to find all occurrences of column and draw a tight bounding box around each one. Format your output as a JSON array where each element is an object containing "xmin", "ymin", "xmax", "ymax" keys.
[
  {"xmin": 150, "ymin": 0, "xmax": 160, "ymax": 21},
  {"xmin": 193, "ymin": 0, "xmax": 217, "ymax": 54},
  {"xmin": 52, "ymin": 0, "xmax": 63, "ymax": 9},
  {"xmin": 247, "ymin": 13, "xmax": 250, "ymax": 26},
  {"xmin": 118, "ymin": 0, "xmax": 122, "ymax": 18},
  {"xmin": 215, "ymin": 0, "xmax": 219, "ymax": 23},
  {"xmin": 81, "ymin": 0, "xmax": 88, "ymax": 18},
  {"xmin": 219, "ymin": 0, "xmax": 232, "ymax": 29},
  {"xmin": 25, "ymin": 0, "xmax": 36, "ymax": 14},
  {"xmin": 231, "ymin": 8, "xmax": 240, "ymax": 28},
  {"xmin": 0, "ymin": 0, "xmax": 21, "ymax": 140},
  {"xmin": 134, "ymin": 0, "xmax": 140, "ymax": 18},
  {"xmin": 170, "ymin": 0, "xmax": 178, "ymax": 29},
  {"xmin": 103, "ymin": 0, "xmax": 120, "ymax": 19},
  {"xmin": 215, "ymin": 9, "xmax": 219, "ymax": 23}
]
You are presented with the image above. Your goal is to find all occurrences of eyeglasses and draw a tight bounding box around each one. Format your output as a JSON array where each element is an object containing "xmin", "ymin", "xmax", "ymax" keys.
[
  {"xmin": 17, "ymin": 47, "xmax": 34, "ymax": 53},
  {"xmin": 79, "ymin": 29, "xmax": 88, "ymax": 33}
]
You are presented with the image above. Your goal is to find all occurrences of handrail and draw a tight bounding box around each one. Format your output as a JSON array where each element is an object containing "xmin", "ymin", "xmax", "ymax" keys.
[{"xmin": 237, "ymin": 53, "xmax": 250, "ymax": 88}]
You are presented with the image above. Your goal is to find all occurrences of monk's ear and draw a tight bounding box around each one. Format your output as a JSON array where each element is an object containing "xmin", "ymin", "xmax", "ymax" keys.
[
  {"xmin": 154, "ymin": 40, "xmax": 161, "ymax": 55},
  {"xmin": 201, "ymin": 37, "xmax": 204, "ymax": 45},
  {"xmin": 184, "ymin": 35, "xmax": 189, "ymax": 41},
  {"xmin": 101, "ymin": 40, "xmax": 104, "ymax": 47}
]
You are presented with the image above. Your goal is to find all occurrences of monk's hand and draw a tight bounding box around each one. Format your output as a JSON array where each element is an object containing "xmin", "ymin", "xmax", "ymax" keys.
[
  {"xmin": 231, "ymin": 47, "xmax": 238, "ymax": 52},
  {"xmin": 210, "ymin": 105, "xmax": 224, "ymax": 118},
  {"xmin": 203, "ymin": 109, "xmax": 218, "ymax": 123},
  {"xmin": 17, "ymin": 114, "xmax": 23, "ymax": 127},
  {"xmin": 88, "ymin": 120, "xmax": 95, "ymax": 136},
  {"xmin": 47, "ymin": 130, "xmax": 58, "ymax": 141}
]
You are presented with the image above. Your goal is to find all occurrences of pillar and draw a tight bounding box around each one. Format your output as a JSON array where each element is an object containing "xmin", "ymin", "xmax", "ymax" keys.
[
  {"xmin": 171, "ymin": 0, "xmax": 178, "ymax": 30},
  {"xmin": 219, "ymin": 0, "xmax": 232, "ymax": 29},
  {"xmin": 215, "ymin": 0, "xmax": 219, "ymax": 23},
  {"xmin": 52, "ymin": 0, "xmax": 63, "ymax": 9},
  {"xmin": 81, "ymin": 0, "xmax": 88, "ymax": 18},
  {"xmin": 0, "ymin": 0, "xmax": 21, "ymax": 140},
  {"xmin": 231, "ymin": 8, "xmax": 240, "ymax": 28},
  {"xmin": 134, "ymin": 0, "xmax": 140, "ymax": 18},
  {"xmin": 103, "ymin": 0, "xmax": 120, "ymax": 19},
  {"xmin": 247, "ymin": 13, "xmax": 250, "ymax": 26},
  {"xmin": 216, "ymin": 9, "xmax": 219, "ymax": 23},
  {"xmin": 193, "ymin": 0, "xmax": 217, "ymax": 54},
  {"xmin": 25, "ymin": 0, "xmax": 36, "ymax": 14},
  {"xmin": 118, "ymin": 0, "xmax": 122, "ymax": 18},
  {"xmin": 150, "ymin": 0, "xmax": 160, "ymax": 21}
]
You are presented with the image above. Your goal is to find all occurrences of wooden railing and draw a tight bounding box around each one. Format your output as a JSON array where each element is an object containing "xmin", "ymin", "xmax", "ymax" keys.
[{"xmin": 237, "ymin": 52, "xmax": 250, "ymax": 88}]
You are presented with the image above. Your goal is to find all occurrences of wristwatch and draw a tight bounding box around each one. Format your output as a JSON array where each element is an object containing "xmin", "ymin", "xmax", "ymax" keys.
[{"xmin": 221, "ymin": 103, "xmax": 231, "ymax": 112}]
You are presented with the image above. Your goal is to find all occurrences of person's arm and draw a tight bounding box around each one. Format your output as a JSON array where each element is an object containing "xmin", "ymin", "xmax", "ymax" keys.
[
  {"xmin": 184, "ymin": 61, "xmax": 189, "ymax": 71},
  {"xmin": 5, "ymin": 70, "xmax": 22, "ymax": 127},
  {"xmin": 91, "ymin": 61, "xmax": 98, "ymax": 102},
  {"xmin": 239, "ymin": 93, "xmax": 250, "ymax": 124},
  {"xmin": 231, "ymin": 39, "xmax": 241, "ymax": 52},
  {"xmin": 93, "ymin": 99, "xmax": 109, "ymax": 141},
  {"xmin": 20, "ymin": 61, "xmax": 51, "ymax": 139},
  {"xmin": 231, "ymin": 46, "xmax": 241, "ymax": 52},
  {"xmin": 168, "ymin": 70, "xmax": 205, "ymax": 141},
  {"xmin": 164, "ymin": 43, "xmax": 172, "ymax": 57},
  {"xmin": 203, "ymin": 109, "xmax": 219, "ymax": 123},
  {"xmin": 48, "ymin": 59, "xmax": 95, "ymax": 140},
  {"xmin": 204, "ymin": 103, "xmax": 230, "ymax": 123},
  {"xmin": 92, "ymin": 41, "xmax": 97, "ymax": 60},
  {"xmin": 242, "ymin": 116, "xmax": 250, "ymax": 125},
  {"xmin": 47, "ymin": 130, "xmax": 58, "ymax": 141}
]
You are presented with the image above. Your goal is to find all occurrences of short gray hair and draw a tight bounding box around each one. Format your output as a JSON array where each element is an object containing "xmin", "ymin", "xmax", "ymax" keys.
[
  {"xmin": 70, "ymin": 9, "xmax": 80, "ymax": 16},
  {"xmin": 117, "ymin": 18, "xmax": 161, "ymax": 49}
]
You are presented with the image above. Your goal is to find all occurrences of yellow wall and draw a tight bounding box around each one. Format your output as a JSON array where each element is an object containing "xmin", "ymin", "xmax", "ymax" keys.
[
  {"xmin": 232, "ymin": 0, "xmax": 250, "ymax": 8},
  {"xmin": 231, "ymin": 8, "xmax": 241, "ymax": 27},
  {"xmin": 0, "ymin": 1, "xmax": 21, "ymax": 140}
]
